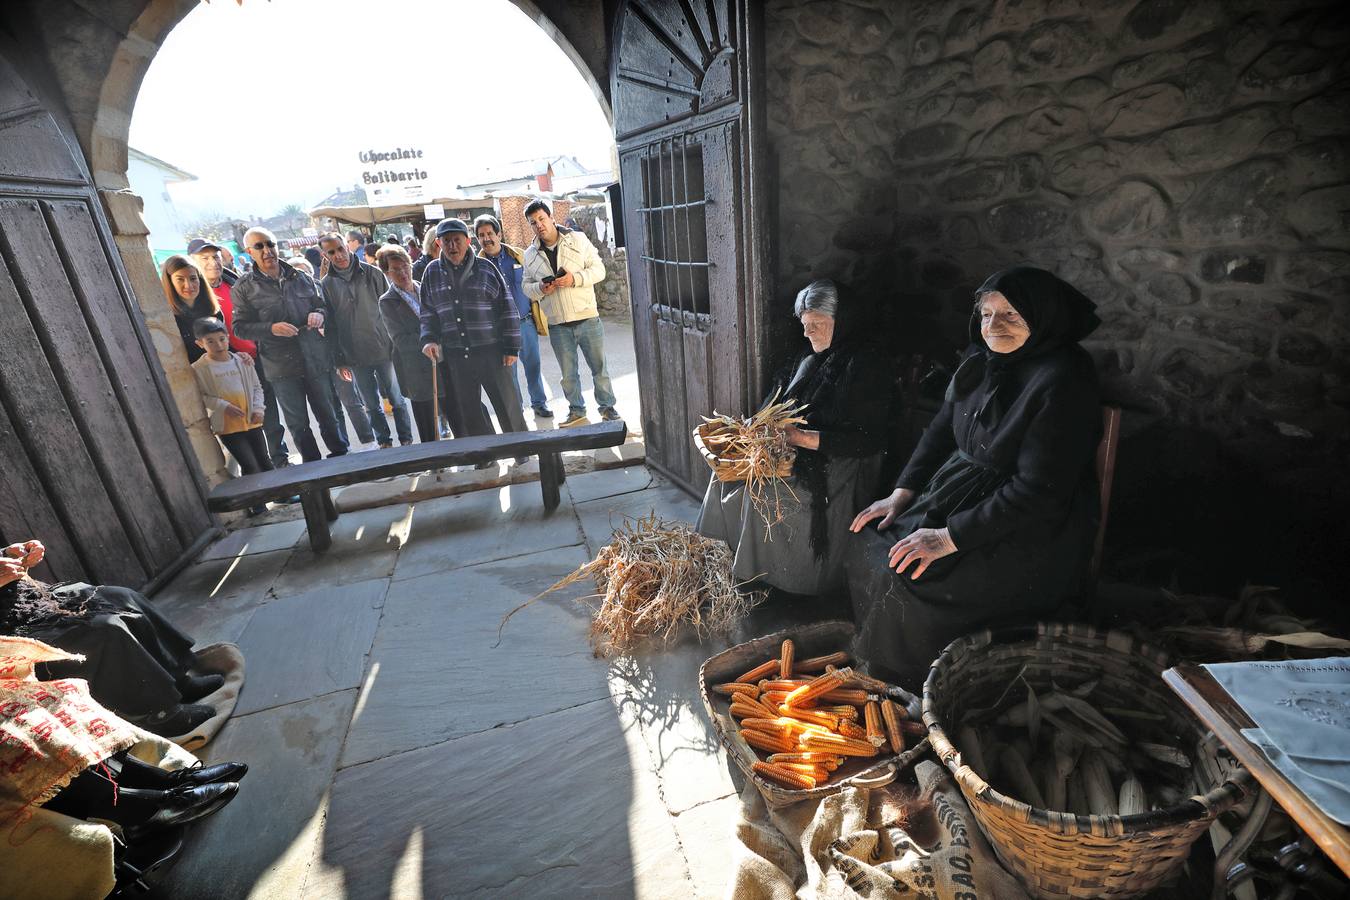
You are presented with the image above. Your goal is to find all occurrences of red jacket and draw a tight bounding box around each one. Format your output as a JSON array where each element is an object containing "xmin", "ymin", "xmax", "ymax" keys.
[{"xmin": 215, "ymin": 281, "xmax": 257, "ymax": 358}]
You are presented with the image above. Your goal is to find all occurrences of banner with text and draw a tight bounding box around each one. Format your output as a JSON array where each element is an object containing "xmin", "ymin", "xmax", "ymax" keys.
[{"xmin": 357, "ymin": 143, "xmax": 437, "ymax": 206}]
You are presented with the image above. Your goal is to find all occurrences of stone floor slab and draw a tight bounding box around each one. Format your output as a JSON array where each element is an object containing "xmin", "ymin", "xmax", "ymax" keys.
[
  {"xmin": 673, "ymin": 795, "xmax": 741, "ymax": 899},
  {"xmin": 339, "ymin": 545, "xmax": 607, "ymax": 768},
  {"xmin": 316, "ymin": 697, "xmax": 689, "ymax": 899},
  {"xmin": 151, "ymin": 588, "xmax": 266, "ymax": 650},
  {"xmin": 391, "ymin": 483, "xmax": 584, "ymax": 581},
  {"xmin": 153, "ymin": 548, "xmax": 291, "ymax": 607},
  {"xmin": 575, "ymin": 483, "xmax": 701, "ymax": 556},
  {"xmin": 565, "ymin": 465, "xmax": 656, "ymax": 504},
  {"xmin": 155, "ymin": 690, "xmax": 357, "ymax": 900},
  {"xmin": 609, "ymin": 638, "xmax": 738, "ymax": 815},
  {"xmin": 198, "ymin": 519, "xmax": 309, "ymax": 561},
  {"xmin": 235, "ymin": 579, "xmax": 387, "ymax": 715}
]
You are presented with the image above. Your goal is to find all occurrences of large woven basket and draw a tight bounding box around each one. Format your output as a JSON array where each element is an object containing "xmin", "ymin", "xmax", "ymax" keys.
[
  {"xmin": 693, "ymin": 422, "xmax": 795, "ymax": 483},
  {"xmin": 923, "ymin": 623, "xmax": 1250, "ymax": 899},
  {"xmin": 700, "ymin": 620, "xmax": 929, "ymax": 808}
]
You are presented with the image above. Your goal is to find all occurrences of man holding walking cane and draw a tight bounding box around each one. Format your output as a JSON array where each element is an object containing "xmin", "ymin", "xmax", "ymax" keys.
[{"xmin": 417, "ymin": 219, "xmax": 527, "ymax": 442}]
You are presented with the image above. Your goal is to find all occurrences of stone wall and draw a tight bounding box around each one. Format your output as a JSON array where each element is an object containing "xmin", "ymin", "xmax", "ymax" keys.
[
  {"xmin": 765, "ymin": 0, "xmax": 1350, "ymax": 590},
  {"xmin": 567, "ymin": 203, "xmax": 631, "ymax": 319}
]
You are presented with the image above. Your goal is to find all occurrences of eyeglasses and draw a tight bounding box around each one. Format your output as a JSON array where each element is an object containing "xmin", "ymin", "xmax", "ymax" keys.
[{"xmin": 250, "ymin": 240, "xmax": 277, "ymax": 250}]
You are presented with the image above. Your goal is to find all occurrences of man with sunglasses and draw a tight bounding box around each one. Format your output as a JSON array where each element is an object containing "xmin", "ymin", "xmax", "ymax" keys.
[{"xmin": 231, "ymin": 227, "xmax": 348, "ymax": 461}]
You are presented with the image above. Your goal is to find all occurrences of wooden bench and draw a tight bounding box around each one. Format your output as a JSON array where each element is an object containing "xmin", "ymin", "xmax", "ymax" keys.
[{"xmin": 207, "ymin": 420, "xmax": 627, "ymax": 551}]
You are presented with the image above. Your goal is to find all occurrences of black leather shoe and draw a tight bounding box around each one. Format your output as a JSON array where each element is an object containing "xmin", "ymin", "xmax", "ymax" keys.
[
  {"xmin": 531, "ymin": 404, "xmax": 554, "ymax": 418},
  {"xmin": 176, "ymin": 673, "xmax": 224, "ymax": 703},
  {"xmin": 163, "ymin": 761, "xmax": 248, "ymax": 788},
  {"xmin": 123, "ymin": 782, "xmax": 238, "ymax": 840},
  {"xmin": 139, "ymin": 703, "xmax": 214, "ymax": 737}
]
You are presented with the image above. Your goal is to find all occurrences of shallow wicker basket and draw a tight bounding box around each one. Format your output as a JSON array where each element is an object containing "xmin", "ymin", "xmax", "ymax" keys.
[
  {"xmin": 693, "ymin": 421, "xmax": 795, "ymax": 483},
  {"xmin": 699, "ymin": 620, "xmax": 929, "ymax": 808},
  {"xmin": 923, "ymin": 623, "xmax": 1251, "ymax": 899}
]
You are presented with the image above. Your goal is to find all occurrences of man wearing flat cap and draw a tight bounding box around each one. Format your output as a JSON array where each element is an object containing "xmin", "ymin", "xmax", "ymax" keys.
[{"xmin": 419, "ymin": 218, "xmax": 527, "ymax": 439}]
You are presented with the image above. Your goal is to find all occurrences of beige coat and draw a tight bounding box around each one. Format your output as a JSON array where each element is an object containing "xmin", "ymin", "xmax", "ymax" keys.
[
  {"xmin": 191, "ymin": 351, "xmax": 265, "ymax": 434},
  {"xmin": 521, "ymin": 226, "xmax": 606, "ymax": 325}
]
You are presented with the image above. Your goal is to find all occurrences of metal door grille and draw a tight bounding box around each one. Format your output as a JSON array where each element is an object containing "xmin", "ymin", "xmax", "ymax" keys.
[{"xmin": 638, "ymin": 137, "xmax": 710, "ymax": 329}]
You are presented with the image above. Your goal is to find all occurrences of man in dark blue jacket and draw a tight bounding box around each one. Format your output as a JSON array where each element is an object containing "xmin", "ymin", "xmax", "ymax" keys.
[
  {"xmin": 418, "ymin": 218, "xmax": 527, "ymax": 438},
  {"xmin": 474, "ymin": 214, "xmax": 552, "ymax": 419}
]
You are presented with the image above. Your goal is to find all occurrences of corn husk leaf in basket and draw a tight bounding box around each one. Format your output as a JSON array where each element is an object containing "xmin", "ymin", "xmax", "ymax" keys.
[{"xmin": 694, "ymin": 391, "xmax": 808, "ymax": 536}]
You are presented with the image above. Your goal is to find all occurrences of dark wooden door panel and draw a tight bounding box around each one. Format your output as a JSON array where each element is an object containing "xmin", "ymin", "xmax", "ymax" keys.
[
  {"xmin": 0, "ymin": 395, "xmax": 82, "ymax": 584},
  {"xmin": 0, "ymin": 244, "xmax": 147, "ymax": 586},
  {"xmin": 654, "ymin": 316, "xmax": 692, "ymax": 485},
  {"xmin": 0, "ymin": 199, "xmax": 184, "ymax": 573},
  {"xmin": 47, "ymin": 199, "xmax": 212, "ymax": 539}
]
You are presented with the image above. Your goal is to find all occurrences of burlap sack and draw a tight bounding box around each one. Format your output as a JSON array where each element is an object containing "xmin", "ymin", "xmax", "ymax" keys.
[{"xmin": 728, "ymin": 760, "xmax": 1029, "ymax": 900}]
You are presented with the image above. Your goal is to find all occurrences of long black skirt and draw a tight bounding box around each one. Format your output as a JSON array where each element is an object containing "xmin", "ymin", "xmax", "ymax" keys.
[
  {"xmin": 845, "ymin": 450, "xmax": 1096, "ymax": 691},
  {"xmin": 31, "ymin": 584, "xmax": 196, "ymax": 718}
]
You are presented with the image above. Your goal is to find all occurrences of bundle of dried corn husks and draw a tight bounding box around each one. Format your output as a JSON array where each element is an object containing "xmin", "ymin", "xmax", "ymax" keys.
[
  {"xmin": 497, "ymin": 515, "xmax": 763, "ymax": 656},
  {"xmin": 697, "ymin": 391, "xmax": 808, "ymax": 533}
]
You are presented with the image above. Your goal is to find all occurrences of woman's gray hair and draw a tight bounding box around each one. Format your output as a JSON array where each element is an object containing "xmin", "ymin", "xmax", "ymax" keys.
[{"xmin": 793, "ymin": 279, "xmax": 839, "ymax": 319}]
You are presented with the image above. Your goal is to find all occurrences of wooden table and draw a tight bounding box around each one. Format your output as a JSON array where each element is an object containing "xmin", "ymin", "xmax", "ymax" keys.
[{"xmin": 1163, "ymin": 663, "xmax": 1350, "ymax": 893}]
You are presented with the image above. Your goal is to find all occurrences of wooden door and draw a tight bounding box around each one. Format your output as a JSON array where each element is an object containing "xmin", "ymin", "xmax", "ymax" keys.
[
  {"xmin": 613, "ymin": 0, "xmax": 770, "ymax": 494},
  {"xmin": 0, "ymin": 51, "xmax": 215, "ymax": 588}
]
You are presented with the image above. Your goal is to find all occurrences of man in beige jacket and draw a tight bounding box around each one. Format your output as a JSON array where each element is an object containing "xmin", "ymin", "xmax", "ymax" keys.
[{"xmin": 521, "ymin": 200, "xmax": 619, "ymax": 427}]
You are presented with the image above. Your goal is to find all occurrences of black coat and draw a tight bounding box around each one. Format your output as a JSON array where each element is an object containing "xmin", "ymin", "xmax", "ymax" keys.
[
  {"xmin": 172, "ymin": 295, "xmax": 222, "ymax": 364},
  {"xmin": 379, "ymin": 283, "xmax": 439, "ymax": 402},
  {"xmin": 231, "ymin": 262, "xmax": 331, "ymax": 379},
  {"xmin": 769, "ymin": 341, "xmax": 894, "ymax": 557},
  {"xmin": 895, "ymin": 344, "xmax": 1101, "ymax": 550}
]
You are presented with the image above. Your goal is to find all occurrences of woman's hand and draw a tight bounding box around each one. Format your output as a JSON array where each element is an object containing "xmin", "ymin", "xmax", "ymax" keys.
[
  {"xmin": 887, "ymin": 527, "xmax": 957, "ymax": 579},
  {"xmin": 782, "ymin": 425, "xmax": 819, "ymax": 450},
  {"xmin": 3, "ymin": 540, "xmax": 43, "ymax": 569},
  {"xmin": 849, "ymin": 488, "xmax": 916, "ymax": 533},
  {"xmin": 0, "ymin": 557, "xmax": 25, "ymax": 590}
]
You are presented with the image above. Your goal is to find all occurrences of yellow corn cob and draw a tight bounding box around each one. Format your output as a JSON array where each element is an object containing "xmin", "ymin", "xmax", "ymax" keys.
[
  {"xmin": 761, "ymin": 690, "xmax": 793, "ymax": 707},
  {"xmin": 752, "ymin": 761, "xmax": 816, "ymax": 790},
  {"xmin": 739, "ymin": 716, "xmax": 828, "ymax": 737},
  {"xmin": 880, "ymin": 699, "xmax": 906, "ymax": 754},
  {"xmin": 780, "ymin": 639, "xmax": 795, "ymax": 679},
  {"xmin": 838, "ymin": 720, "xmax": 869, "ymax": 741},
  {"xmin": 785, "ymin": 667, "xmax": 852, "ymax": 707},
  {"xmin": 736, "ymin": 659, "xmax": 781, "ymax": 684},
  {"xmin": 801, "ymin": 731, "xmax": 879, "ymax": 757},
  {"xmin": 757, "ymin": 679, "xmax": 812, "ymax": 692},
  {"xmin": 821, "ymin": 705, "xmax": 860, "ymax": 721},
  {"xmin": 776, "ymin": 705, "xmax": 840, "ymax": 731},
  {"xmin": 818, "ymin": 688, "xmax": 870, "ymax": 705},
  {"xmin": 740, "ymin": 729, "xmax": 796, "ymax": 754},
  {"xmin": 730, "ymin": 701, "xmax": 766, "ymax": 720},
  {"xmin": 769, "ymin": 752, "xmax": 841, "ymax": 765},
  {"xmin": 776, "ymin": 761, "xmax": 831, "ymax": 781},
  {"xmin": 846, "ymin": 671, "xmax": 893, "ymax": 694},
  {"xmin": 712, "ymin": 682, "xmax": 760, "ymax": 700},
  {"xmin": 863, "ymin": 701, "xmax": 886, "ymax": 748},
  {"xmin": 794, "ymin": 651, "xmax": 850, "ymax": 673}
]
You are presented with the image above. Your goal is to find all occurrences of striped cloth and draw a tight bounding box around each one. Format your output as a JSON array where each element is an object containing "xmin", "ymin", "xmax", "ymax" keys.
[{"xmin": 418, "ymin": 253, "xmax": 521, "ymax": 356}]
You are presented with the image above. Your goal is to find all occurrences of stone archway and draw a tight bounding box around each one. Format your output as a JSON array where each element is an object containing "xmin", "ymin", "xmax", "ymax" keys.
[{"xmin": 24, "ymin": 0, "xmax": 614, "ymax": 480}]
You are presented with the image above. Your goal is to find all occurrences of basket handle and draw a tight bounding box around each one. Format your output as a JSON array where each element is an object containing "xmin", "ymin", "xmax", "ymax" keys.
[{"xmin": 850, "ymin": 760, "xmax": 899, "ymax": 790}]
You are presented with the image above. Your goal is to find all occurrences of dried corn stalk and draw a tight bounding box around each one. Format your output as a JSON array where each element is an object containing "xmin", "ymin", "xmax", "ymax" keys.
[
  {"xmin": 699, "ymin": 391, "xmax": 809, "ymax": 534},
  {"xmin": 496, "ymin": 514, "xmax": 763, "ymax": 656}
]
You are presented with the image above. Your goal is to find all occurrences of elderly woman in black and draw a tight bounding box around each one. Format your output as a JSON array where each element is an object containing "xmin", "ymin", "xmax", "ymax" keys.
[
  {"xmin": 848, "ymin": 266, "xmax": 1102, "ymax": 687},
  {"xmin": 698, "ymin": 279, "xmax": 891, "ymax": 597}
]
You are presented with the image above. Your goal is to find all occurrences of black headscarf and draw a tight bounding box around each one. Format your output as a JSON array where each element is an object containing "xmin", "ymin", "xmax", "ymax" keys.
[{"xmin": 951, "ymin": 265, "xmax": 1100, "ymax": 403}]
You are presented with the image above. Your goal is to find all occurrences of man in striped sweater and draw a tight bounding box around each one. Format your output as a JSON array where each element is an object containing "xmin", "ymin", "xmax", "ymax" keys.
[{"xmin": 418, "ymin": 218, "xmax": 527, "ymax": 438}]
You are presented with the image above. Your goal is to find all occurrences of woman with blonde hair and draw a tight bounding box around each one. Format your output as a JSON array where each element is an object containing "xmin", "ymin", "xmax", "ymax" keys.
[{"xmin": 161, "ymin": 254, "xmax": 221, "ymax": 363}]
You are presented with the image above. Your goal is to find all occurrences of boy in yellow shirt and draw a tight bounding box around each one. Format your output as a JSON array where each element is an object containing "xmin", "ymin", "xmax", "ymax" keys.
[{"xmin": 191, "ymin": 317, "xmax": 272, "ymax": 475}]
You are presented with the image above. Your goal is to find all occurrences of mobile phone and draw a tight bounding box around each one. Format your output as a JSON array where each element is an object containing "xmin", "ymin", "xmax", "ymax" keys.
[{"xmin": 542, "ymin": 275, "xmax": 556, "ymax": 285}]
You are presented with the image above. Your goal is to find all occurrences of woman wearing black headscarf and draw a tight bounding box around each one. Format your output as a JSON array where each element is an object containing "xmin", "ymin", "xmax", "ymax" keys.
[
  {"xmin": 698, "ymin": 279, "xmax": 893, "ymax": 597},
  {"xmin": 847, "ymin": 265, "xmax": 1102, "ymax": 687}
]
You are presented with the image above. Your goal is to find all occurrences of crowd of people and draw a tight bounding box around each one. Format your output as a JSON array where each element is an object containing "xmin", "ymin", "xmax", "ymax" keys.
[{"xmin": 166, "ymin": 201, "xmax": 619, "ymax": 490}]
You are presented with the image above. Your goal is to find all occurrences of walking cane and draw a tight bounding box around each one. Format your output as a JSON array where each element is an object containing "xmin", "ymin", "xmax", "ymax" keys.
[{"xmin": 431, "ymin": 356, "xmax": 442, "ymax": 480}]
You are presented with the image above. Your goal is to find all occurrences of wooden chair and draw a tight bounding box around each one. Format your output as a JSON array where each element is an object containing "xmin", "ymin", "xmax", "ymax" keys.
[{"xmin": 1088, "ymin": 405, "xmax": 1122, "ymax": 586}]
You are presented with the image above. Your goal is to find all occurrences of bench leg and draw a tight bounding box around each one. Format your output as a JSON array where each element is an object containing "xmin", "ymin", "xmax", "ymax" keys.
[
  {"xmin": 321, "ymin": 487, "xmax": 339, "ymax": 521},
  {"xmin": 300, "ymin": 489, "xmax": 333, "ymax": 551},
  {"xmin": 540, "ymin": 452, "xmax": 562, "ymax": 511}
]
